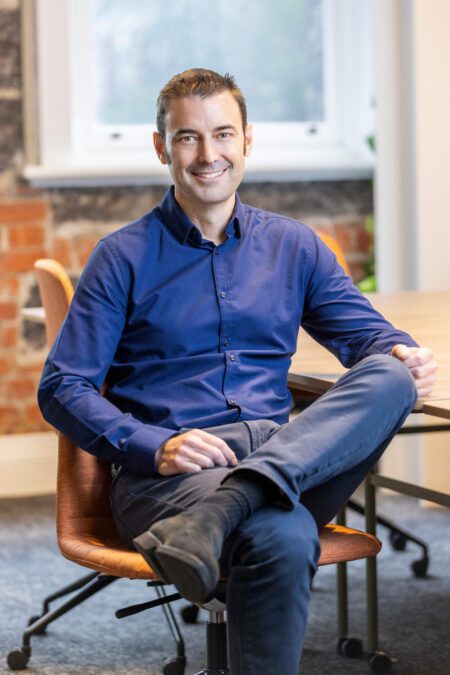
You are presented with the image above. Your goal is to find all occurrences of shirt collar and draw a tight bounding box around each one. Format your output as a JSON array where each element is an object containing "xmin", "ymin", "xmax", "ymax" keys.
[{"xmin": 158, "ymin": 186, "xmax": 243, "ymax": 246}]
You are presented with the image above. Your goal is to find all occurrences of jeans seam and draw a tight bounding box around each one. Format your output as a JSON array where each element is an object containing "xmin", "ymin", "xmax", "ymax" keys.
[{"xmin": 242, "ymin": 420, "xmax": 257, "ymax": 451}]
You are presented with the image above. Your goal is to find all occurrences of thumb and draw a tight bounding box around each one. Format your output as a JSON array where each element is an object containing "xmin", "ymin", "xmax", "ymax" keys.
[{"xmin": 392, "ymin": 344, "xmax": 410, "ymax": 360}]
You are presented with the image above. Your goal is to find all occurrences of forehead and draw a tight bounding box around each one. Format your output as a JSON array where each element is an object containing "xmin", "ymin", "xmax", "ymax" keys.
[{"xmin": 164, "ymin": 91, "xmax": 243, "ymax": 133}]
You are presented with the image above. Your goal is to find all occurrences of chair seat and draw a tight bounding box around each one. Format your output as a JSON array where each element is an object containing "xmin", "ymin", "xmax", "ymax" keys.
[
  {"xmin": 59, "ymin": 534, "xmax": 158, "ymax": 580},
  {"xmin": 59, "ymin": 523, "xmax": 380, "ymax": 580},
  {"xmin": 318, "ymin": 523, "xmax": 381, "ymax": 564}
]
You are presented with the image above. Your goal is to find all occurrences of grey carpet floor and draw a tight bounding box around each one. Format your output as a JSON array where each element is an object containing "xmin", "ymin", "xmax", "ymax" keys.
[{"xmin": 0, "ymin": 493, "xmax": 449, "ymax": 674}]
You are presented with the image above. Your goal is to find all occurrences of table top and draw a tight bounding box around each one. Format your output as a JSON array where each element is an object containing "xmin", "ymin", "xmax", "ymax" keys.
[{"xmin": 22, "ymin": 290, "xmax": 450, "ymax": 419}]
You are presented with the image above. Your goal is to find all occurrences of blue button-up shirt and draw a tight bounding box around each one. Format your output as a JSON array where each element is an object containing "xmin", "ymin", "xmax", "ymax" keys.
[{"xmin": 38, "ymin": 187, "xmax": 417, "ymax": 476}]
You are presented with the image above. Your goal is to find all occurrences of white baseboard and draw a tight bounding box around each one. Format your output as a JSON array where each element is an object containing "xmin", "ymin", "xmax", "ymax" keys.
[{"xmin": 0, "ymin": 432, "xmax": 57, "ymax": 498}]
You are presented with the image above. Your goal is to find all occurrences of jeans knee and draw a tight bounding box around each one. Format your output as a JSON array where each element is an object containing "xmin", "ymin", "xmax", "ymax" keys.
[
  {"xmin": 229, "ymin": 505, "xmax": 320, "ymax": 575},
  {"xmin": 361, "ymin": 354, "xmax": 417, "ymax": 408}
]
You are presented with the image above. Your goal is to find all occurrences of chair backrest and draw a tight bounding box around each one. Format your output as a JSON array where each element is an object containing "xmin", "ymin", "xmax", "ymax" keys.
[
  {"xmin": 34, "ymin": 259, "xmax": 75, "ymax": 346},
  {"xmin": 34, "ymin": 258, "xmax": 118, "ymax": 545},
  {"xmin": 57, "ymin": 434, "xmax": 118, "ymax": 543},
  {"xmin": 316, "ymin": 231, "xmax": 350, "ymax": 275}
]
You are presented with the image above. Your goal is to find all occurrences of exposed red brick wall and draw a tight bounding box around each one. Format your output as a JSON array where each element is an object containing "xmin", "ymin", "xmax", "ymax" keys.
[
  {"xmin": 0, "ymin": 196, "xmax": 116, "ymax": 434},
  {"xmin": 0, "ymin": 198, "xmax": 49, "ymax": 432}
]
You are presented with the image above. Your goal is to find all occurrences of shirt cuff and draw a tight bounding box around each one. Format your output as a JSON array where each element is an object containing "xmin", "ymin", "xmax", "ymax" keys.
[
  {"xmin": 121, "ymin": 425, "xmax": 176, "ymax": 476},
  {"xmin": 364, "ymin": 336, "xmax": 419, "ymax": 357}
]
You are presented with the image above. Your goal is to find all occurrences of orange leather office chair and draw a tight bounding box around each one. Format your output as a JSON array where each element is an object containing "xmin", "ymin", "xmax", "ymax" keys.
[
  {"xmin": 316, "ymin": 230, "xmax": 351, "ymax": 275},
  {"xmin": 7, "ymin": 258, "xmax": 381, "ymax": 675},
  {"xmin": 34, "ymin": 259, "xmax": 74, "ymax": 346}
]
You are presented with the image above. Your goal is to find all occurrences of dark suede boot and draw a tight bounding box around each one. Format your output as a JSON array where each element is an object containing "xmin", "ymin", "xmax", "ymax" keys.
[{"xmin": 133, "ymin": 510, "xmax": 225, "ymax": 604}]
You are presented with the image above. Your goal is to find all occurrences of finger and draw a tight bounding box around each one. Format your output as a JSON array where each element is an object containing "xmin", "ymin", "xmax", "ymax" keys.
[
  {"xmin": 413, "ymin": 373, "xmax": 437, "ymax": 387},
  {"xmin": 402, "ymin": 348, "xmax": 435, "ymax": 369},
  {"xmin": 413, "ymin": 376, "xmax": 437, "ymax": 395},
  {"xmin": 410, "ymin": 362, "xmax": 438, "ymax": 380},
  {"xmin": 200, "ymin": 434, "xmax": 239, "ymax": 466},
  {"xmin": 187, "ymin": 430, "xmax": 238, "ymax": 465},
  {"xmin": 158, "ymin": 458, "xmax": 202, "ymax": 476},
  {"xmin": 417, "ymin": 386, "xmax": 434, "ymax": 397},
  {"xmin": 195, "ymin": 429, "xmax": 235, "ymax": 452},
  {"xmin": 183, "ymin": 436, "xmax": 230, "ymax": 466},
  {"xmin": 391, "ymin": 344, "xmax": 411, "ymax": 361},
  {"xmin": 180, "ymin": 446, "xmax": 218, "ymax": 469}
]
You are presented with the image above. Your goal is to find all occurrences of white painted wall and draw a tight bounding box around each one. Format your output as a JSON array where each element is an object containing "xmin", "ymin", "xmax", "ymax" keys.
[
  {"xmin": 0, "ymin": 433, "xmax": 57, "ymax": 498},
  {"xmin": 375, "ymin": 0, "xmax": 450, "ymax": 489},
  {"xmin": 413, "ymin": 0, "xmax": 450, "ymax": 290},
  {"xmin": 374, "ymin": 0, "xmax": 417, "ymax": 292}
]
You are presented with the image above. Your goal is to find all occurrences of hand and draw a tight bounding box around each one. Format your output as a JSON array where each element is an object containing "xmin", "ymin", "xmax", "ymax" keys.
[
  {"xmin": 391, "ymin": 344, "xmax": 438, "ymax": 397},
  {"xmin": 155, "ymin": 428, "xmax": 238, "ymax": 476}
]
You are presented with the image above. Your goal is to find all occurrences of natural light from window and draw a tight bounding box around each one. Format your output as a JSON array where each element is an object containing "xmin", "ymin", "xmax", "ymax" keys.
[{"xmin": 93, "ymin": 0, "xmax": 324, "ymax": 127}]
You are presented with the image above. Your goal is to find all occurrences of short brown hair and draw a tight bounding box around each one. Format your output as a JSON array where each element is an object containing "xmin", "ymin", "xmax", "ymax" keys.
[{"xmin": 156, "ymin": 68, "xmax": 247, "ymax": 140}]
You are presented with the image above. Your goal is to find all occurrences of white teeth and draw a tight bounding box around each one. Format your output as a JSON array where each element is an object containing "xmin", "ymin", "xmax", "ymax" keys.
[{"xmin": 195, "ymin": 169, "xmax": 225, "ymax": 179}]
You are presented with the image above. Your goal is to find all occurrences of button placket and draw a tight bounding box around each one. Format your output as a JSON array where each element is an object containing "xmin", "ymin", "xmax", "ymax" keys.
[{"xmin": 212, "ymin": 247, "xmax": 233, "ymax": 353}]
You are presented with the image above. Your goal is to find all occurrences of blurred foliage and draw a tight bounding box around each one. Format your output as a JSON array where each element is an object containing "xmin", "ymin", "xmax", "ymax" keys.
[{"xmin": 357, "ymin": 136, "xmax": 377, "ymax": 292}]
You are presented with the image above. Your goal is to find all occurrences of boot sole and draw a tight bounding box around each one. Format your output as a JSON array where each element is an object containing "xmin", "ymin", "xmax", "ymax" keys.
[{"xmin": 133, "ymin": 530, "xmax": 218, "ymax": 604}]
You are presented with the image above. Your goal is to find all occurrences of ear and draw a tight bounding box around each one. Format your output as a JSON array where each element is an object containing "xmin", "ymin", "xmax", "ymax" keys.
[
  {"xmin": 244, "ymin": 123, "xmax": 253, "ymax": 157},
  {"xmin": 153, "ymin": 131, "xmax": 169, "ymax": 164}
]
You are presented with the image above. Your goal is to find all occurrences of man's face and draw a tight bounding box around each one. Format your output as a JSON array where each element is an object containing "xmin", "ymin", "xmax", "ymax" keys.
[{"xmin": 154, "ymin": 91, "xmax": 253, "ymax": 214}]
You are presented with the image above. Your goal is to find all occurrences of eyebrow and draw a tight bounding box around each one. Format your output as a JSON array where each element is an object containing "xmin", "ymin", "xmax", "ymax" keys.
[{"xmin": 173, "ymin": 124, "xmax": 237, "ymax": 139}]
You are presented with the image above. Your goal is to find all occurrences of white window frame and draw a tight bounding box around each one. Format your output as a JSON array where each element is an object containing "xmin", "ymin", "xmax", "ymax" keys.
[{"xmin": 23, "ymin": 0, "xmax": 375, "ymax": 187}]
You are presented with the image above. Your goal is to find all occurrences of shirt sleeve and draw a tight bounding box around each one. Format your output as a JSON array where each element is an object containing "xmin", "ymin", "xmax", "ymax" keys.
[
  {"xmin": 37, "ymin": 237, "xmax": 175, "ymax": 476},
  {"xmin": 301, "ymin": 231, "xmax": 419, "ymax": 368}
]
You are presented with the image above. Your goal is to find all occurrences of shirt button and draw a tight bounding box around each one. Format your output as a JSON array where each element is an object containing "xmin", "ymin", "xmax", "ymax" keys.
[
  {"xmin": 230, "ymin": 354, "xmax": 236, "ymax": 361},
  {"xmin": 230, "ymin": 399, "xmax": 238, "ymax": 406},
  {"xmin": 220, "ymin": 291, "xmax": 227, "ymax": 298},
  {"xmin": 215, "ymin": 249, "xmax": 220, "ymax": 255},
  {"xmin": 223, "ymin": 339, "xmax": 230, "ymax": 346},
  {"xmin": 118, "ymin": 438, "xmax": 127, "ymax": 448}
]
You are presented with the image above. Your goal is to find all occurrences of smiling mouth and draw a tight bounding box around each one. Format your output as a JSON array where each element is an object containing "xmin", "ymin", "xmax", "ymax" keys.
[{"xmin": 191, "ymin": 167, "xmax": 229, "ymax": 181}]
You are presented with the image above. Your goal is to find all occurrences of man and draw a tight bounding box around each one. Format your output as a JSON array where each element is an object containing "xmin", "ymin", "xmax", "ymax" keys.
[{"xmin": 39, "ymin": 69, "xmax": 437, "ymax": 674}]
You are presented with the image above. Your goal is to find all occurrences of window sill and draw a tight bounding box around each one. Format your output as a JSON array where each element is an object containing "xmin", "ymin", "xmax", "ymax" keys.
[
  {"xmin": 23, "ymin": 146, "xmax": 374, "ymax": 188},
  {"xmin": 23, "ymin": 157, "xmax": 374, "ymax": 188}
]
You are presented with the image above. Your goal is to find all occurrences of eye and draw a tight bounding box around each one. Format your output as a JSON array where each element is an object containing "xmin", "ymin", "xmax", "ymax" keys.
[
  {"xmin": 179, "ymin": 135, "xmax": 196, "ymax": 144},
  {"xmin": 218, "ymin": 131, "xmax": 232, "ymax": 139}
]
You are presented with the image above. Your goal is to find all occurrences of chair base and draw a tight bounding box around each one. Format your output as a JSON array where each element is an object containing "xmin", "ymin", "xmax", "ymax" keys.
[
  {"xmin": 7, "ymin": 573, "xmax": 116, "ymax": 671},
  {"xmin": 6, "ymin": 574, "xmax": 186, "ymax": 673},
  {"xmin": 348, "ymin": 498, "xmax": 429, "ymax": 577},
  {"xmin": 194, "ymin": 610, "xmax": 229, "ymax": 675}
]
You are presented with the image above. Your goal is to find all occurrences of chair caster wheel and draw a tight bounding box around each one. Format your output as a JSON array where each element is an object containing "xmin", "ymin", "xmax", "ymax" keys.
[
  {"xmin": 180, "ymin": 603, "xmax": 200, "ymax": 624},
  {"xmin": 162, "ymin": 655, "xmax": 186, "ymax": 675},
  {"xmin": 337, "ymin": 636, "xmax": 363, "ymax": 658},
  {"xmin": 27, "ymin": 615, "xmax": 46, "ymax": 635},
  {"xmin": 368, "ymin": 651, "xmax": 393, "ymax": 674},
  {"xmin": 411, "ymin": 556, "xmax": 428, "ymax": 578},
  {"xmin": 7, "ymin": 648, "xmax": 31, "ymax": 671},
  {"xmin": 389, "ymin": 531, "xmax": 407, "ymax": 551}
]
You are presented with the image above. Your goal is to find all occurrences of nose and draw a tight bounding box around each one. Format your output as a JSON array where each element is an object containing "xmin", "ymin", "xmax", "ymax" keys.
[{"xmin": 197, "ymin": 137, "xmax": 217, "ymax": 165}]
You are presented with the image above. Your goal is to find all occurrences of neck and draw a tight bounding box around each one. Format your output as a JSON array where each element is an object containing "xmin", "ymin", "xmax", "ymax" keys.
[{"xmin": 175, "ymin": 190, "xmax": 236, "ymax": 245}]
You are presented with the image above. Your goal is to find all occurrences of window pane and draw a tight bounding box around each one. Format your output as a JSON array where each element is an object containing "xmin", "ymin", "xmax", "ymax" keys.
[{"xmin": 93, "ymin": 0, "xmax": 324, "ymax": 125}]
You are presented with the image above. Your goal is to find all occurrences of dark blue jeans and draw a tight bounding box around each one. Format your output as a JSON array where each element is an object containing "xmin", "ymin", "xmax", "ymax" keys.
[{"xmin": 111, "ymin": 354, "xmax": 417, "ymax": 675}]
